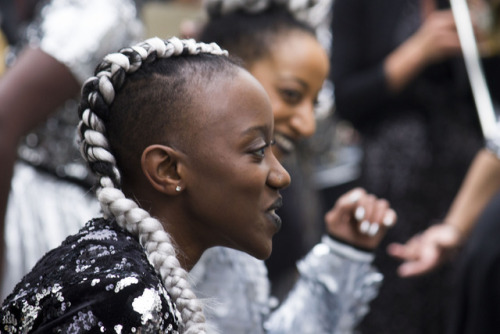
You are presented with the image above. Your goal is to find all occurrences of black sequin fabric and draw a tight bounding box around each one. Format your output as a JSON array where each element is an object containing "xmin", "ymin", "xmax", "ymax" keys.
[{"xmin": 1, "ymin": 218, "xmax": 179, "ymax": 333}]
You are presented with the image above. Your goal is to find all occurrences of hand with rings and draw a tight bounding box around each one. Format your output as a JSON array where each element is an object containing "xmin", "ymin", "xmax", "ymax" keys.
[{"xmin": 324, "ymin": 187, "xmax": 397, "ymax": 250}]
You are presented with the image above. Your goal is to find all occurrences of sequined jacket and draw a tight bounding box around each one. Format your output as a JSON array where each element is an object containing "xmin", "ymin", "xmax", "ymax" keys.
[{"xmin": 0, "ymin": 218, "xmax": 180, "ymax": 333}]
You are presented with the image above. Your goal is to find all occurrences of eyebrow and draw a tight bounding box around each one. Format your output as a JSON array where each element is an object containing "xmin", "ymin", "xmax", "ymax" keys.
[
  {"xmin": 278, "ymin": 74, "xmax": 308, "ymax": 90},
  {"xmin": 241, "ymin": 125, "xmax": 271, "ymax": 138}
]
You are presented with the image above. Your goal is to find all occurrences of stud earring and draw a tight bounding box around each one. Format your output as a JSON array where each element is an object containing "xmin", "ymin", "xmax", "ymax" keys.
[{"xmin": 175, "ymin": 186, "xmax": 182, "ymax": 192}]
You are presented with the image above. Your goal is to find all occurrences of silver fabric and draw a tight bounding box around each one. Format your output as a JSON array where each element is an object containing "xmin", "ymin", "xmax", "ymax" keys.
[
  {"xmin": 1, "ymin": 0, "xmax": 143, "ymax": 300},
  {"xmin": 1, "ymin": 162, "xmax": 100, "ymax": 300},
  {"xmin": 34, "ymin": 0, "xmax": 143, "ymax": 84},
  {"xmin": 191, "ymin": 247, "xmax": 271, "ymax": 333},
  {"xmin": 192, "ymin": 237, "xmax": 382, "ymax": 334},
  {"xmin": 17, "ymin": 0, "xmax": 143, "ymax": 185}
]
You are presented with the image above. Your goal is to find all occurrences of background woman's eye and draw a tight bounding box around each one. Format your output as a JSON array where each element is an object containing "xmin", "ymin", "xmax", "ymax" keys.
[{"xmin": 280, "ymin": 89, "xmax": 302, "ymax": 105}]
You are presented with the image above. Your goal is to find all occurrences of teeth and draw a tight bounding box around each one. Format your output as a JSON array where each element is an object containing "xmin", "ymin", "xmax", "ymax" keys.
[
  {"xmin": 274, "ymin": 133, "xmax": 295, "ymax": 154},
  {"xmin": 269, "ymin": 209, "xmax": 275, "ymax": 214}
]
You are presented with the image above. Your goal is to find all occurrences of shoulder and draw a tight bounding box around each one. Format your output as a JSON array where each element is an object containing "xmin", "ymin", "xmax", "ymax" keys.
[
  {"xmin": 34, "ymin": 0, "xmax": 143, "ymax": 83},
  {"xmin": 1, "ymin": 218, "xmax": 180, "ymax": 333}
]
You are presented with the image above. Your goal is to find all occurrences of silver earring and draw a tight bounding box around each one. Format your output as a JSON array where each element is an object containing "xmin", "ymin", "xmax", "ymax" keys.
[{"xmin": 175, "ymin": 186, "xmax": 182, "ymax": 192}]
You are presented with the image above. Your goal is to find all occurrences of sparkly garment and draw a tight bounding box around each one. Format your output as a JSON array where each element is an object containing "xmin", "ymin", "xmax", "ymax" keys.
[
  {"xmin": 1, "ymin": 218, "xmax": 180, "ymax": 333},
  {"xmin": 192, "ymin": 237, "xmax": 382, "ymax": 333},
  {"xmin": 16, "ymin": 0, "xmax": 143, "ymax": 185},
  {"xmin": 1, "ymin": 0, "xmax": 143, "ymax": 299}
]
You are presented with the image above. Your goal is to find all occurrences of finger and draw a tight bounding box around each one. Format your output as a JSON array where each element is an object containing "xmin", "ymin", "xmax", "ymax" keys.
[
  {"xmin": 347, "ymin": 187, "xmax": 365, "ymax": 204},
  {"xmin": 397, "ymin": 251, "xmax": 439, "ymax": 277},
  {"xmin": 359, "ymin": 194, "xmax": 376, "ymax": 220},
  {"xmin": 354, "ymin": 206, "xmax": 365, "ymax": 222},
  {"xmin": 356, "ymin": 194, "xmax": 376, "ymax": 235},
  {"xmin": 367, "ymin": 222, "xmax": 380, "ymax": 237},
  {"xmin": 387, "ymin": 235, "xmax": 422, "ymax": 260},
  {"xmin": 328, "ymin": 188, "xmax": 367, "ymax": 219},
  {"xmin": 359, "ymin": 220, "xmax": 371, "ymax": 235},
  {"xmin": 382, "ymin": 209, "xmax": 397, "ymax": 227},
  {"xmin": 340, "ymin": 188, "xmax": 367, "ymax": 212},
  {"xmin": 398, "ymin": 261, "xmax": 433, "ymax": 277},
  {"xmin": 325, "ymin": 188, "xmax": 365, "ymax": 224},
  {"xmin": 370, "ymin": 198, "xmax": 390, "ymax": 225},
  {"xmin": 324, "ymin": 204, "xmax": 350, "ymax": 228},
  {"xmin": 387, "ymin": 243, "xmax": 410, "ymax": 260}
]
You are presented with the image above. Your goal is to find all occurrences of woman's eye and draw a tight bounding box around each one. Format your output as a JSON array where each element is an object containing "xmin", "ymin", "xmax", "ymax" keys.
[
  {"xmin": 252, "ymin": 141, "xmax": 274, "ymax": 160},
  {"xmin": 254, "ymin": 147, "xmax": 266, "ymax": 158},
  {"xmin": 280, "ymin": 89, "xmax": 302, "ymax": 105}
]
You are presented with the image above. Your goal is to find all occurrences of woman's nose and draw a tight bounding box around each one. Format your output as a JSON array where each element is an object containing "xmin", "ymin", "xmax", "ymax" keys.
[
  {"xmin": 290, "ymin": 103, "xmax": 316, "ymax": 139},
  {"xmin": 267, "ymin": 154, "xmax": 291, "ymax": 190}
]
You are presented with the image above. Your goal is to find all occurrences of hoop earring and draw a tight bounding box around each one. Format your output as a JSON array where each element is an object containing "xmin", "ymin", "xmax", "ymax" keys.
[{"xmin": 175, "ymin": 186, "xmax": 182, "ymax": 192}]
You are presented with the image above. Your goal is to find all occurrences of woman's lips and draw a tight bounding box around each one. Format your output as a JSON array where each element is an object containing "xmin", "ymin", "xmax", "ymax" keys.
[
  {"xmin": 266, "ymin": 210, "xmax": 282, "ymax": 231},
  {"xmin": 266, "ymin": 197, "xmax": 283, "ymax": 231}
]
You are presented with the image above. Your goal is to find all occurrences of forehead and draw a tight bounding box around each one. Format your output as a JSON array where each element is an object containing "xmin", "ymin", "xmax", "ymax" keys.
[
  {"xmin": 260, "ymin": 31, "xmax": 329, "ymax": 81},
  {"xmin": 186, "ymin": 68, "xmax": 273, "ymax": 149}
]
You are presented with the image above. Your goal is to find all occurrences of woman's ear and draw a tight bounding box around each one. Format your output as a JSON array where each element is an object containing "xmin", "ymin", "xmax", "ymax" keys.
[{"xmin": 141, "ymin": 144, "xmax": 184, "ymax": 195}]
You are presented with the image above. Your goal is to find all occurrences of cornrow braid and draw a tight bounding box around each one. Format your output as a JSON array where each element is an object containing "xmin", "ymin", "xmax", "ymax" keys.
[{"xmin": 77, "ymin": 37, "xmax": 228, "ymax": 334}]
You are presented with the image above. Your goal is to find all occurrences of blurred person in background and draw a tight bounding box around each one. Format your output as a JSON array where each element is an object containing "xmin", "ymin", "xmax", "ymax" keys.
[
  {"xmin": 331, "ymin": 0, "xmax": 500, "ymax": 333},
  {"xmin": 0, "ymin": 0, "xmax": 145, "ymax": 300},
  {"xmin": 388, "ymin": 146, "xmax": 500, "ymax": 334}
]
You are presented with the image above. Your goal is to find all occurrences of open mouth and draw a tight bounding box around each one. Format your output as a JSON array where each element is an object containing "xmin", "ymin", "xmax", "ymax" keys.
[
  {"xmin": 266, "ymin": 197, "xmax": 283, "ymax": 231},
  {"xmin": 274, "ymin": 133, "xmax": 296, "ymax": 156}
]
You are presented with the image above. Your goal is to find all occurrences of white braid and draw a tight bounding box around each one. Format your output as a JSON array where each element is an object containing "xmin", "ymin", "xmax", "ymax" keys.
[
  {"xmin": 81, "ymin": 109, "xmax": 106, "ymax": 133},
  {"xmin": 78, "ymin": 37, "xmax": 230, "ymax": 333},
  {"xmin": 204, "ymin": 0, "xmax": 319, "ymax": 16},
  {"xmin": 98, "ymin": 76, "xmax": 115, "ymax": 104}
]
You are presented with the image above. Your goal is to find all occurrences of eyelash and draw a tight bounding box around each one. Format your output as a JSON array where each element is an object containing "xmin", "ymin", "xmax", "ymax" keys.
[{"xmin": 253, "ymin": 140, "xmax": 275, "ymax": 159}]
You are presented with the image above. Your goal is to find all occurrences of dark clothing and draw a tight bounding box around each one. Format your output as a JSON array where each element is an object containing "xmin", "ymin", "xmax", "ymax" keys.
[
  {"xmin": 448, "ymin": 191, "xmax": 500, "ymax": 334},
  {"xmin": 1, "ymin": 218, "xmax": 180, "ymax": 333},
  {"xmin": 331, "ymin": 0, "xmax": 500, "ymax": 333}
]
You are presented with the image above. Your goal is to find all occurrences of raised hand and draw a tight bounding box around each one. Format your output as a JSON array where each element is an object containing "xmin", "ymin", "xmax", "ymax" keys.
[
  {"xmin": 387, "ymin": 223, "xmax": 463, "ymax": 277},
  {"xmin": 324, "ymin": 188, "xmax": 397, "ymax": 250}
]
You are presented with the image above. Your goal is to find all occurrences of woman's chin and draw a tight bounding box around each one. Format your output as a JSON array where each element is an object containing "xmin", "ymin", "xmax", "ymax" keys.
[{"xmin": 248, "ymin": 241, "xmax": 273, "ymax": 261}]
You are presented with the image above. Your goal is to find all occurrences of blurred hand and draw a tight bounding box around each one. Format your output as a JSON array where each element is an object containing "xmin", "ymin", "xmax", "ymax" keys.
[
  {"xmin": 179, "ymin": 19, "xmax": 201, "ymax": 39},
  {"xmin": 324, "ymin": 187, "xmax": 397, "ymax": 250},
  {"xmin": 412, "ymin": 9, "xmax": 462, "ymax": 64},
  {"xmin": 387, "ymin": 223, "xmax": 463, "ymax": 277}
]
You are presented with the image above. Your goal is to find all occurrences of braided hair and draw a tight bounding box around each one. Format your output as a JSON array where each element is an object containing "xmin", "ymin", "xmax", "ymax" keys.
[{"xmin": 77, "ymin": 36, "xmax": 235, "ymax": 334}]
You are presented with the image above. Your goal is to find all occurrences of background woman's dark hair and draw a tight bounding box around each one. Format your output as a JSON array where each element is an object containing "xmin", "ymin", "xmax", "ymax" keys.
[{"xmin": 199, "ymin": 3, "xmax": 315, "ymax": 68}]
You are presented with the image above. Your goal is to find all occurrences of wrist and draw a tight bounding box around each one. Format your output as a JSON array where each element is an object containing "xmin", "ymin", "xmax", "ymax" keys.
[
  {"xmin": 439, "ymin": 221, "xmax": 466, "ymax": 246},
  {"xmin": 384, "ymin": 37, "xmax": 427, "ymax": 92},
  {"xmin": 321, "ymin": 235, "xmax": 375, "ymax": 263},
  {"xmin": 326, "ymin": 233, "xmax": 375, "ymax": 253}
]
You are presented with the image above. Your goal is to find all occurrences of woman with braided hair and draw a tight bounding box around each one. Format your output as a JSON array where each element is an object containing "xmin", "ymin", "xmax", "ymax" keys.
[{"xmin": 1, "ymin": 36, "xmax": 291, "ymax": 333}]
